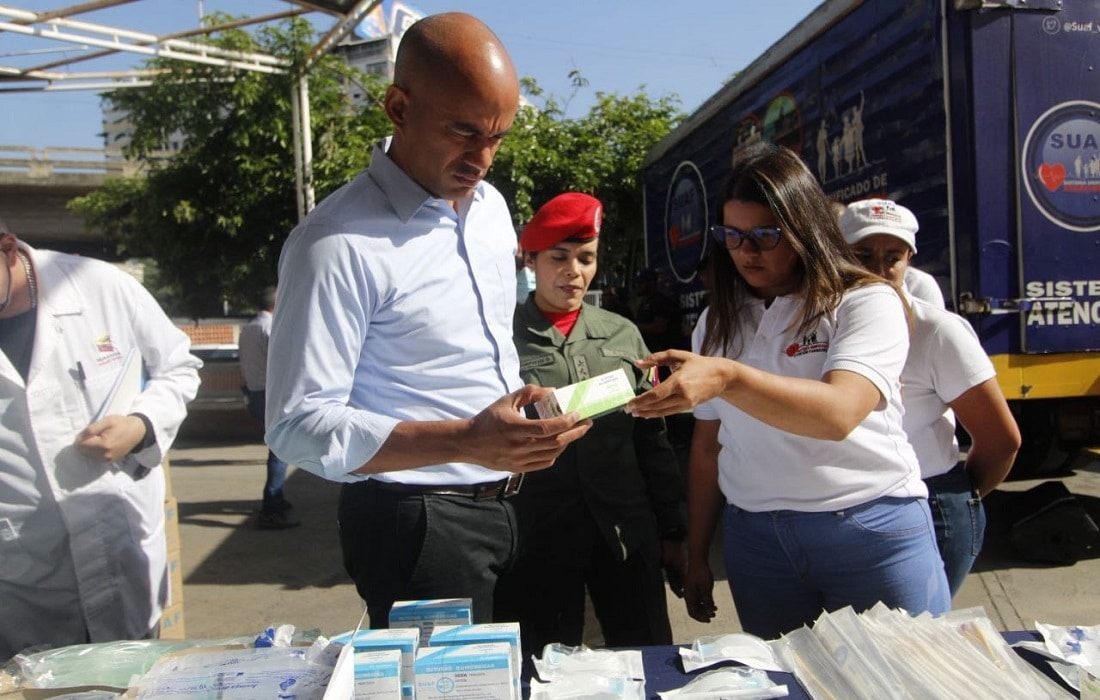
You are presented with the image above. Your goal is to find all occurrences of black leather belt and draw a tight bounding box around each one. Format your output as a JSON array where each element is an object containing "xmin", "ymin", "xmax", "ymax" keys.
[{"xmin": 366, "ymin": 473, "xmax": 524, "ymax": 501}]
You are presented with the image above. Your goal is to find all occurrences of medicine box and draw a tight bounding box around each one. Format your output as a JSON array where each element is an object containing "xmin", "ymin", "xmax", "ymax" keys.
[
  {"xmin": 428, "ymin": 622, "xmax": 522, "ymax": 692},
  {"xmin": 353, "ymin": 649, "xmax": 402, "ymax": 699},
  {"xmin": 414, "ymin": 642, "xmax": 516, "ymax": 700},
  {"xmin": 533, "ymin": 368, "xmax": 635, "ymax": 420},
  {"xmin": 389, "ymin": 598, "xmax": 472, "ymax": 646},
  {"xmin": 331, "ymin": 627, "xmax": 420, "ymax": 687}
]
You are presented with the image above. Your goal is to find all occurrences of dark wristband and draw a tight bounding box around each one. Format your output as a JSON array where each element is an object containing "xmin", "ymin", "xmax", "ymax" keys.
[{"xmin": 129, "ymin": 412, "xmax": 156, "ymax": 453}]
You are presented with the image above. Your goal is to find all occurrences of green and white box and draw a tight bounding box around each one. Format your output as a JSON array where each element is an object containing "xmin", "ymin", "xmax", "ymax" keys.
[
  {"xmin": 389, "ymin": 598, "xmax": 472, "ymax": 647},
  {"xmin": 414, "ymin": 642, "xmax": 515, "ymax": 700},
  {"xmin": 533, "ymin": 368, "xmax": 635, "ymax": 420},
  {"xmin": 353, "ymin": 649, "xmax": 402, "ymax": 699},
  {"xmin": 331, "ymin": 627, "xmax": 420, "ymax": 688}
]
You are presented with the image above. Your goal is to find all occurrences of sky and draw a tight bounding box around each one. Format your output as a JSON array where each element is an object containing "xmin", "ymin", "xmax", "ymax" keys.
[{"xmin": 3, "ymin": 0, "xmax": 822, "ymax": 151}]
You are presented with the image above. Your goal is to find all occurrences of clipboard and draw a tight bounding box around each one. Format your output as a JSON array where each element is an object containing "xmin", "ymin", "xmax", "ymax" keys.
[{"xmin": 94, "ymin": 348, "xmax": 141, "ymax": 421}]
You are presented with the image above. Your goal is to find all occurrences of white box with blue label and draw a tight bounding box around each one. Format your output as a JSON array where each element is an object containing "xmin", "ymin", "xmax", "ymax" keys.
[
  {"xmin": 353, "ymin": 649, "xmax": 402, "ymax": 699},
  {"xmin": 331, "ymin": 626, "xmax": 420, "ymax": 692},
  {"xmin": 427, "ymin": 622, "xmax": 522, "ymax": 686},
  {"xmin": 389, "ymin": 598, "xmax": 472, "ymax": 647},
  {"xmin": 414, "ymin": 642, "xmax": 515, "ymax": 700}
]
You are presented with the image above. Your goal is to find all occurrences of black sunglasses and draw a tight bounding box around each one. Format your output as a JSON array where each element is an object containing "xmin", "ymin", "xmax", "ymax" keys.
[{"xmin": 709, "ymin": 225, "xmax": 783, "ymax": 251}]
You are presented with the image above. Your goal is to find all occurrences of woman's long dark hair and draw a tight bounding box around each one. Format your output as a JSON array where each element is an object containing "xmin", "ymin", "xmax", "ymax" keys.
[{"xmin": 701, "ymin": 144, "xmax": 882, "ymax": 356}]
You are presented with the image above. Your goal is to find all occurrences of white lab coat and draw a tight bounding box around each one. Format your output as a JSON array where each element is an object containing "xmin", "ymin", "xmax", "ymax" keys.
[{"xmin": 0, "ymin": 246, "xmax": 201, "ymax": 660}]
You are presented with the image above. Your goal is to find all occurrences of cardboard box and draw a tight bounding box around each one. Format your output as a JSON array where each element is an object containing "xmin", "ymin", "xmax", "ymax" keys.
[
  {"xmin": 533, "ymin": 368, "xmax": 634, "ymax": 420},
  {"xmin": 389, "ymin": 599, "xmax": 472, "ymax": 647},
  {"xmin": 353, "ymin": 649, "xmax": 402, "ymax": 699},
  {"xmin": 162, "ymin": 456, "xmax": 173, "ymax": 502},
  {"xmin": 330, "ymin": 627, "xmax": 419, "ymax": 687},
  {"xmin": 163, "ymin": 497, "xmax": 180, "ymax": 555},
  {"xmin": 166, "ymin": 547, "xmax": 184, "ymax": 606},
  {"xmin": 158, "ymin": 601, "xmax": 185, "ymax": 640},
  {"xmin": 414, "ymin": 643, "xmax": 515, "ymax": 699},
  {"xmin": 428, "ymin": 623, "xmax": 521, "ymax": 684}
]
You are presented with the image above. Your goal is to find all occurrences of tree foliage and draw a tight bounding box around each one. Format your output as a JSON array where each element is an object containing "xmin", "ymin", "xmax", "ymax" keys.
[
  {"xmin": 71, "ymin": 17, "xmax": 683, "ymax": 316},
  {"xmin": 71, "ymin": 15, "xmax": 389, "ymax": 316},
  {"xmin": 495, "ymin": 76, "xmax": 684, "ymax": 286}
]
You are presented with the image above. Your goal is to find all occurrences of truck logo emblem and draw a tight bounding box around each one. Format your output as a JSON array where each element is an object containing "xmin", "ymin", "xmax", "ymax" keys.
[{"xmin": 1021, "ymin": 100, "xmax": 1100, "ymax": 232}]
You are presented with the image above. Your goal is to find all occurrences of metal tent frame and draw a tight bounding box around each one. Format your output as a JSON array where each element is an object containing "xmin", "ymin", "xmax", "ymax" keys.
[{"xmin": 1, "ymin": 0, "xmax": 385, "ymax": 218}]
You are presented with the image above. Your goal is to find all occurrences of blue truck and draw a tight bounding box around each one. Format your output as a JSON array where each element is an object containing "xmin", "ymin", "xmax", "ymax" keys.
[{"xmin": 641, "ymin": 0, "xmax": 1100, "ymax": 471}]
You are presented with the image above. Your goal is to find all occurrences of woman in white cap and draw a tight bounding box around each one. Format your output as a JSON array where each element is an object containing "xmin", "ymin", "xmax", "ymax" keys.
[
  {"xmin": 841, "ymin": 198, "xmax": 1021, "ymax": 596},
  {"xmin": 626, "ymin": 145, "xmax": 949, "ymax": 640},
  {"xmin": 838, "ymin": 198, "xmax": 945, "ymax": 308}
]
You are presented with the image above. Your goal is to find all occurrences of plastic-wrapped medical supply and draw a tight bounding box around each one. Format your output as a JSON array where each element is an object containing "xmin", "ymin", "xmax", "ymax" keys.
[
  {"xmin": 862, "ymin": 605, "xmax": 1012, "ymax": 699},
  {"xmin": 128, "ymin": 637, "xmax": 341, "ymax": 699},
  {"xmin": 1036, "ymin": 622, "xmax": 1100, "ymax": 667},
  {"xmin": 657, "ymin": 666, "xmax": 789, "ymax": 699},
  {"xmin": 679, "ymin": 633, "xmax": 786, "ymax": 673},
  {"xmin": 1011, "ymin": 621, "xmax": 1100, "ymax": 693},
  {"xmin": 857, "ymin": 604, "xmax": 1072, "ymax": 700},
  {"xmin": 254, "ymin": 624, "xmax": 297, "ymax": 648},
  {"xmin": 532, "ymin": 644, "xmax": 645, "ymax": 683},
  {"xmin": 855, "ymin": 605, "xmax": 964, "ymax": 698},
  {"xmin": 772, "ymin": 626, "xmax": 861, "ymax": 700},
  {"xmin": 9, "ymin": 639, "xmax": 241, "ymax": 690},
  {"xmin": 946, "ymin": 609, "xmax": 1073, "ymax": 699},
  {"xmin": 530, "ymin": 674, "xmax": 646, "ymax": 700},
  {"xmin": 810, "ymin": 607, "xmax": 906, "ymax": 699}
]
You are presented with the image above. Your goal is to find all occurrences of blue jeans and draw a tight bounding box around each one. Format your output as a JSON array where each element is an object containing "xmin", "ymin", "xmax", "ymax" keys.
[
  {"xmin": 925, "ymin": 464, "xmax": 986, "ymax": 597},
  {"xmin": 722, "ymin": 496, "xmax": 950, "ymax": 640},
  {"xmin": 245, "ymin": 389, "xmax": 289, "ymax": 515}
]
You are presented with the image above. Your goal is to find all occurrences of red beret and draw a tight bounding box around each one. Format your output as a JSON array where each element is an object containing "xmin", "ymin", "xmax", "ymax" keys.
[{"xmin": 519, "ymin": 192, "xmax": 603, "ymax": 252}]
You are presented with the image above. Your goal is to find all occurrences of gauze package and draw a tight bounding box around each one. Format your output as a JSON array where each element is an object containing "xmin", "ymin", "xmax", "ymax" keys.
[
  {"xmin": 530, "ymin": 675, "xmax": 646, "ymax": 700},
  {"xmin": 532, "ymin": 643, "xmax": 645, "ymax": 683},
  {"xmin": 679, "ymin": 633, "xmax": 786, "ymax": 673},
  {"xmin": 657, "ymin": 667, "xmax": 788, "ymax": 699}
]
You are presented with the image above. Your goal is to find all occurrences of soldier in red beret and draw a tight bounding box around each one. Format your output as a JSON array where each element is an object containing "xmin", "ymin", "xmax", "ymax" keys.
[{"xmin": 493, "ymin": 192, "xmax": 687, "ymax": 655}]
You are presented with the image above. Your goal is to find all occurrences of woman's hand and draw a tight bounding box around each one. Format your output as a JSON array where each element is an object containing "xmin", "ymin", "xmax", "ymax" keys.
[{"xmin": 626, "ymin": 350, "xmax": 735, "ymax": 418}]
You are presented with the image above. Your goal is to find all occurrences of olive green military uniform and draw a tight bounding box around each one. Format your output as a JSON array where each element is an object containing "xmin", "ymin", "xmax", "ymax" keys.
[{"xmin": 493, "ymin": 297, "xmax": 685, "ymax": 654}]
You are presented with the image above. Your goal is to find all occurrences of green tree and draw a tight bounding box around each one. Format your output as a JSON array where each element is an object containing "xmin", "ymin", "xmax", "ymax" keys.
[
  {"xmin": 71, "ymin": 15, "xmax": 389, "ymax": 316},
  {"xmin": 495, "ymin": 76, "xmax": 683, "ymax": 286},
  {"xmin": 72, "ymin": 20, "xmax": 681, "ymax": 315}
]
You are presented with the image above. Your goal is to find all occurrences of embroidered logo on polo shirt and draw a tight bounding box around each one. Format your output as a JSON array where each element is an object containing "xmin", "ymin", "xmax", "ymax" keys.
[{"xmin": 784, "ymin": 332, "xmax": 828, "ymax": 357}]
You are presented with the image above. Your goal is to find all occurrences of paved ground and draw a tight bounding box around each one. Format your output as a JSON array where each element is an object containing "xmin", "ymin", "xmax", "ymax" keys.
[{"xmin": 169, "ymin": 413, "xmax": 1100, "ymax": 644}]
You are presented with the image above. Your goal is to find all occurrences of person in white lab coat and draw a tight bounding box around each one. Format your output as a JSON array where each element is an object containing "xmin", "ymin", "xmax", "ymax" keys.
[{"xmin": 0, "ymin": 222, "xmax": 201, "ymax": 661}]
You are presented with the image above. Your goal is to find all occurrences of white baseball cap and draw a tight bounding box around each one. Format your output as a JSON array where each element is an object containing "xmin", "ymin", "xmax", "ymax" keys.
[{"xmin": 839, "ymin": 199, "xmax": 919, "ymax": 253}]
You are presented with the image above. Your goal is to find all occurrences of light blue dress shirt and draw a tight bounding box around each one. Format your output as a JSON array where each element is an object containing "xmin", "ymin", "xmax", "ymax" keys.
[{"xmin": 266, "ymin": 139, "xmax": 522, "ymax": 484}]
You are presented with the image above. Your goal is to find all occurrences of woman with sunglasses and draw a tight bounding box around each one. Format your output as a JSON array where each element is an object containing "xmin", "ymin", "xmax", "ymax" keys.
[{"xmin": 626, "ymin": 144, "xmax": 950, "ymax": 640}]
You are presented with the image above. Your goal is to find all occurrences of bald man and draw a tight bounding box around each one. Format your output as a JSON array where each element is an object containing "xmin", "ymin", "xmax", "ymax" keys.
[{"xmin": 267, "ymin": 13, "xmax": 590, "ymax": 627}]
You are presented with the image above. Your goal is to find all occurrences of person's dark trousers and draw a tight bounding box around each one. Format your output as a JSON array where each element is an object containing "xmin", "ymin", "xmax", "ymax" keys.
[
  {"xmin": 494, "ymin": 514, "xmax": 673, "ymax": 657},
  {"xmin": 338, "ymin": 481, "xmax": 519, "ymax": 627},
  {"xmin": 925, "ymin": 463, "xmax": 986, "ymax": 597},
  {"xmin": 244, "ymin": 389, "xmax": 289, "ymax": 516}
]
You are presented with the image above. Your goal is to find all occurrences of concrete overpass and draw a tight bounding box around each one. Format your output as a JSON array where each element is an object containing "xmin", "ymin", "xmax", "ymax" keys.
[{"xmin": 0, "ymin": 145, "xmax": 153, "ymax": 258}]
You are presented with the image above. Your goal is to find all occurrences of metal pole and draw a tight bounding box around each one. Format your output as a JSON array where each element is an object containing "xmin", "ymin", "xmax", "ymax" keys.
[
  {"xmin": 290, "ymin": 81, "xmax": 305, "ymax": 222},
  {"xmin": 298, "ymin": 73, "xmax": 315, "ymax": 214}
]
